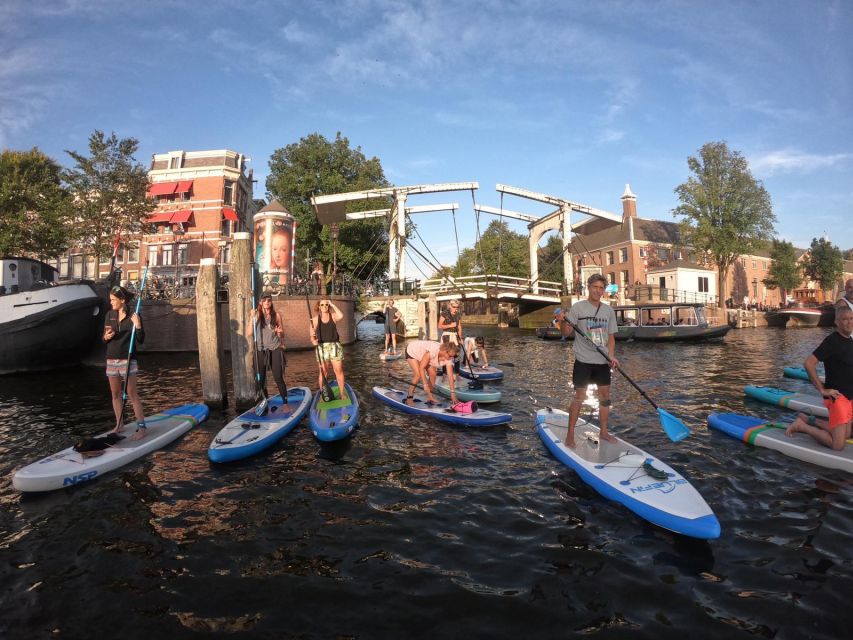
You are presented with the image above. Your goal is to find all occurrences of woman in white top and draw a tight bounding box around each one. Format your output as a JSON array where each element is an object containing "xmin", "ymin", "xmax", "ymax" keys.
[{"xmin": 404, "ymin": 340, "xmax": 459, "ymax": 407}]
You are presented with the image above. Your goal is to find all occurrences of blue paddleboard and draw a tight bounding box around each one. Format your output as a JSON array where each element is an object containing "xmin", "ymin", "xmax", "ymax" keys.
[{"xmin": 309, "ymin": 382, "xmax": 359, "ymax": 441}]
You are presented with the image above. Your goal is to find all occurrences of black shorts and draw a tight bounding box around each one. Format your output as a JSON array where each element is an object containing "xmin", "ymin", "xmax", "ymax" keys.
[{"xmin": 572, "ymin": 361, "xmax": 611, "ymax": 388}]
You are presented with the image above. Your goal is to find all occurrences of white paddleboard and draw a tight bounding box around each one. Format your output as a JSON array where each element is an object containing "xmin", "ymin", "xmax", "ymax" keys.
[{"xmin": 13, "ymin": 403, "xmax": 209, "ymax": 492}]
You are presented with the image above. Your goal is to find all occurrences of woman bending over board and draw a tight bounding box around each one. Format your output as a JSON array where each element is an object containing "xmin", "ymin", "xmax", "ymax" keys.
[
  {"xmin": 248, "ymin": 292, "xmax": 289, "ymax": 404},
  {"xmin": 404, "ymin": 340, "xmax": 459, "ymax": 407},
  {"xmin": 103, "ymin": 286, "xmax": 147, "ymax": 441},
  {"xmin": 310, "ymin": 299, "xmax": 346, "ymax": 399}
]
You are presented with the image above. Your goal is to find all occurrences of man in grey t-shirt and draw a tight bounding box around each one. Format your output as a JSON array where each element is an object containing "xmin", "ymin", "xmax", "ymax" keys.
[{"xmin": 557, "ymin": 274, "xmax": 620, "ymax": 447}]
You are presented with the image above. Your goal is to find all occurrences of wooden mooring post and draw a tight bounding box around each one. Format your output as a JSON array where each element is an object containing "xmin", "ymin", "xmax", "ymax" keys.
[
  {"xmin": 196, "ymin": 258, "xmax": 226, "ymax": 408},
  {"xmin": 228, "ymin": 232, "xmax": 256, "ymax": 407}
]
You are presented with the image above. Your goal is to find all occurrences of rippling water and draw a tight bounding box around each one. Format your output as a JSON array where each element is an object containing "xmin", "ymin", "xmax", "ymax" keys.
[{"xmin": 1, "ymin": 324, "xmax": 849, "ymax": 639}]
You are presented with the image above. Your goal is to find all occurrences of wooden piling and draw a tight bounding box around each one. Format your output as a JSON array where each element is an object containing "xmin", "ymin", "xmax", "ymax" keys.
[
  {"xmin": 228, "ymin": 232, "xmax": 256, "ymax": 407},
  {"xmin": 196, "ymin": 258, "xmax": 226, "ymax": 408},
  {"xmin": 427, "ymin": 294, "xmax": 438, "ymax": 340}
]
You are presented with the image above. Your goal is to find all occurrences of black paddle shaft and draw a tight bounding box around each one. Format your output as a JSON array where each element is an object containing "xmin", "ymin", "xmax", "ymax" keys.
[{"xmin": 565, "ymin": 319, "xmax": 660, "ymax": 411}]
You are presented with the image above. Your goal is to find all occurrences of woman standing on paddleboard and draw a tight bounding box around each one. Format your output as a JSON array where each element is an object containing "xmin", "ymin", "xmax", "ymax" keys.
[
  {"xmin": 310, "ymin": 299, "xmax": 347, "ymax": 399},
  {"xmin": 249, "ymin": 292, "xmax": 289, "ymax": 403},
  {"xmin": 103, "ymin": 286, "xmax": 147, "ymax": 441}
]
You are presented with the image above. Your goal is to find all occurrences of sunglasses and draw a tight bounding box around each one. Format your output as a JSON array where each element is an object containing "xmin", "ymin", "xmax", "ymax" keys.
[{"xmin": 319, "ymin": 303, "xmax": 330, "ymax": 307}]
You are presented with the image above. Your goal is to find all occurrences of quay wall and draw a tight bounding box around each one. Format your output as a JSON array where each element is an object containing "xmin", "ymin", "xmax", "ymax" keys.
[{"xmin": 85, "ymin": 295, "xmax": 356, "ymax": 357}]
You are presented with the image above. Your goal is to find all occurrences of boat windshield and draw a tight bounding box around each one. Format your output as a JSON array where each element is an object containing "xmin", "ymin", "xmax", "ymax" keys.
[
  {"xmin": 674, "ymin": 307, "xmax": 698, "ymax": 326},
  {"xmin": 695, "ymin": 307, "xmax": 708, "ymax": 325}
]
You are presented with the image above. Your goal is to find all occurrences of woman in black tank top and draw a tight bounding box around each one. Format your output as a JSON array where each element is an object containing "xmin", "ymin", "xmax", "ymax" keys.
[{"xmin": 310, "ymin": 299, "xmax": 347, "ymax": 400}]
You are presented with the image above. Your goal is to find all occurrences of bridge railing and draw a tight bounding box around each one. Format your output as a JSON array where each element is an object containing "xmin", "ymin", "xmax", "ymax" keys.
[{"xmin": 418, "ymin": 274, "xmax": 562, "ymax": 297}]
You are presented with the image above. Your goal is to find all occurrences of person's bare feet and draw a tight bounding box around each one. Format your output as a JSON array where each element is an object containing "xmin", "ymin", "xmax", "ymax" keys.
[
  {"xmin": 785, "ymin": 418, "xmax": 805, "ymax": 437},
  {"xmin": 599, "ymin": 432, "xmax": 617, "ymax": 444},
  {"xmin": 130, "ymin": 429, "xmax": 146, "ymax": 442}
]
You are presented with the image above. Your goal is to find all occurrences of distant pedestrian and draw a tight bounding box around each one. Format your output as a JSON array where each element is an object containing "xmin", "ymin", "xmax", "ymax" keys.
[{"xmin": 383, "ymin": 299, "xmax": 403, "ymax": 354}]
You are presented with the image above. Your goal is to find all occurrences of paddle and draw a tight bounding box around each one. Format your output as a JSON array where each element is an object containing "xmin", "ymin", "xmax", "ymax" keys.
[
  {"xmin": 249, "ymin": 263, "xmax": 268, "ymax": 416},
  {"xmin": 116, "ymin": 263, "xmax": 148, "ymax": 431},
  {"xmin": 305, "ymin": 293, "xmax": 334, "ymax": 402},
  {"xmin": 565, "ymin": 319, "xmax": 691, "ymax": 442}
]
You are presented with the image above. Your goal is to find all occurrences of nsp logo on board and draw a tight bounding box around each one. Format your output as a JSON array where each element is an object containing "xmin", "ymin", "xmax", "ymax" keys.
[
  {"xmin": 63, "ymin": 471, "xmax": 98, "ymax": 486},
  {"xmin": 629, "ymin": 478, "xmax": 687, "ymax": 494}
]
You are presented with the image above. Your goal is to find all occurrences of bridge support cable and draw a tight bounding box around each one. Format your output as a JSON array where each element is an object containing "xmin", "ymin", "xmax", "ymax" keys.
[{"xmin": 349, "ymin": 229, "xmax": 387, "ymax": 282}]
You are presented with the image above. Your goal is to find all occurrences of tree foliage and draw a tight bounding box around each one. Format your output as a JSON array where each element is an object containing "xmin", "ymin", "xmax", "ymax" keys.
[
  {"xmin": 762, "ymin": 239, "xmax": 801, "ymax": 302},
  {"xmin": 802, "ymin": 237, "xmax": 844, "ymax": 295},
  {"xmin": 451, "ymin": 220, "xmax": 529, "ymax": 279},
  {"xmin": 0, "ymin": 148, "xmax": 71, "ymax": 258},
  {"xmin": 64, "ymin": 131, "xmax": 150, "ymax": 262},
  {"xmin": 537, "ymin": 233, "xmax": 565, "ymax": 284},
  {"xmin": 673, "ymin": 141, "xmax": 776, "ymax": 303},
  {"xmin": 266, "ymin": 132, "xmax": 390, "ymax": 279}
]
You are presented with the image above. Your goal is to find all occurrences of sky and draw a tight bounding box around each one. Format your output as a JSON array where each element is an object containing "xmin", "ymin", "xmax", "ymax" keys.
[{"xmin": 2, "ymin": 0, "xmax": 852, "ymax": 278}]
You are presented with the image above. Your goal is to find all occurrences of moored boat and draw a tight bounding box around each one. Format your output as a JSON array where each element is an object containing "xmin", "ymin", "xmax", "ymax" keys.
[
  {"xmin": 776, "ymin": 307, "xmax": 822, "ymax": 327},
  {"xmin": 0, "ymin": 257, "xmax": 102, "ymax": 375},
  {"xmin": 535, "ymin": 326, "xmax": 563, "ymax": 340}
]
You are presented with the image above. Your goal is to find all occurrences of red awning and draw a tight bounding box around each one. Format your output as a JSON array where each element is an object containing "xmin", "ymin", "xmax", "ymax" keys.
[
  {"xmin": 148, "ymin": 211, "xmax": 175, "ymax": 223},
  {"xmin": 222, "ymin": 207, "xmax": 239, "ymax": 221},
  {"xmin": 170, "ymin": 210, "xmax": 193, "ymax": 224},
  {"xmin": 147, "ymin": 182, "xmax": 178, "ymax": 196},
  {"xmin": 174, "ymin": 180, "xmax": 194, "ymax": 194}
]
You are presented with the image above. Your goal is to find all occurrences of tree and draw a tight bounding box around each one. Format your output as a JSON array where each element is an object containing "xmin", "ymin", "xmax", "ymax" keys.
[
  {"xmin": 64, "ymin": 131, "xmax": 150, "ymax": 263},
  {"xmin": 452, "ymin": 220, "xmax": 529, "ymax": 279},
  {"xmin": 537, "ymin": 233, "xmax": 565, "ymax": 284},
  {"xmin": 762, "ymin": 239, "xmax": 801, "ymax": 305},
  {"xmin": 266, "ymin": 132, "xmax": 390, "ymax": 279},
  {"xmin": 0, "ymin": 148, "xmax": 72, "ymax": 258},
  {"xmin": 802, "ymin": 237, "xmax": 844, "ymax": 298},
  {"xmin": 673, "ymin": 141, "xmax": 776, "ymax": 304}
]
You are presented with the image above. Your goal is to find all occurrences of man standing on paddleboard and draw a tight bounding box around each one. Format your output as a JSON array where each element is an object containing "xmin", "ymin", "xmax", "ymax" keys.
[
  {"xmin": 785, "ymin": 305, "xmax": 853, "ymax": 450},
  {"xmin": 556, "ymin": 274, "xmax": 620, "ymax": 448}
]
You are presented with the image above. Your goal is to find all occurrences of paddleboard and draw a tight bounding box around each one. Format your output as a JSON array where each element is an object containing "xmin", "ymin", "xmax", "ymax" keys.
[
  {"xmin": 783, "ymin": 366, "xmax": 824, "ymax": 383},
  {"xmin": 13, "ymin": 403, "xmax": 209, "ymax": 492},
  {"xmin": 208, "ymin": 387, "xmax": 312, "ymax": 463},
  {"xmin": 372, "ymin": 386, "xmax": 512, "ymax": 427},
  {"xmin": 536, "ymin": 407, "xmax": 720, "ymax": 539},
  {"xmin": 435, "ymin": 377, "xmax": 502, "ymax": 403},
  {"xmin": 309, "ymin": 382, "xmax": 359, "ymax": 441},
  {"xmin": 708, "ymin": 412, "xmax": 853, "ymax": 472},
  {"xmin": 379, "ymin": 351, "xmax": 403, "ymax": 361},
  {"xmin": 743, "ymin": 385, "xmax": 828, "ymax": 418},
  {"xmin": 458, "ymin": 364, "xmax": 503, "ymax": 381}
]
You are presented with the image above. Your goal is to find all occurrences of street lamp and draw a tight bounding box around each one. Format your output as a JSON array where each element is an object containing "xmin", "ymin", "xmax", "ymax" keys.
[{"xmin": 331, "ymin": 223, "xmax": 340, "ymax": 292}]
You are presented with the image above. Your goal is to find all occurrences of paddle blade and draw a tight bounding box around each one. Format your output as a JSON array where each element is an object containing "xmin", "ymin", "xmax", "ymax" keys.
[
  {"xmin": 658, "ymin": 408, "xmax": 691, "ymax": 442},
  {"xmin": 254, "ymin": 398, "xmax": 268, "ymax": 417},
  {"xmin": 321, "ymin": 382, "xmax": 334, "ymax": 403}
]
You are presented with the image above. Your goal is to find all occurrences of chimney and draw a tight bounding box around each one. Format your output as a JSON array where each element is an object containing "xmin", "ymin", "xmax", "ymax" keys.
[{"xmin": 621, "ymin": 184, "xmax": 637, "ymax": 222}]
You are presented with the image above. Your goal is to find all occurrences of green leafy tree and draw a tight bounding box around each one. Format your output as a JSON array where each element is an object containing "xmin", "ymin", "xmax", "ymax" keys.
[
  {"xmin": 762, "ymin": 239, "xmax": 801, "ymax": 304},
  {"xmin": 673, "ymin": 141, "xmax": 776, "ymax": 304},
  {"xmin": 266, "ymin": 132, "xmax": 390, "ymax": 279},
  {"xmin": 64, "ymin": 131, "xmax": 150, "ymax": 262},
  {"xmin": 0, "ymin": 148, "xmax": 71, "ymax": 258},
  {"xmin": 452, "ymin": 220, "xmax": 528, "ymax": 279},
  {"xmin": 537, "ymin": 233, "xmax": 565, "ymax": 284},
  {"xmin": 803, "ymin": 237, "xmax": 844, "ymax": 298}
]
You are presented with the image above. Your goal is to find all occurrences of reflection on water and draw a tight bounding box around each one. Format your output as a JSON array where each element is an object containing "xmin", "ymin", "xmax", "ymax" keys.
[{"xmin": 0, "ymin": 325, "xmax": 849, "ymax": 639}]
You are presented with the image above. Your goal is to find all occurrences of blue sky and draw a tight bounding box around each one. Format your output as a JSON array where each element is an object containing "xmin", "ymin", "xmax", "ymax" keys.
[{"xmin": 2, "ymin": 0, "xmax": 851, "ymax": 275}]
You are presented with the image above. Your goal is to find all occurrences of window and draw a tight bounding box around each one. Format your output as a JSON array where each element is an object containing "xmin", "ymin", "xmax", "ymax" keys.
[
  {"xmin": 162, "ymin": 245, "xmax": 173, "ymax": 265},
  {"xmin": 606, "ymin": 251, "xmax": 614, "ymax": 265},
  {"xmin": 763, "ymin": 261, "xmax": 767, "ymax": 271},
  {"xmin": 223, "ymin": 180, "xmax": 234, "ymax": 205},
  {"xmin": 219, "ymin": 244, "xmax": 230, "ymax": 265},
  {"xmin": 181, "ymin": 190, "xmax": 191, "ymax": 202},
  {"xmin": 115, "ymin": 244, "xmax": 124, "ymax": 264},
  {"xmin": 658, "ymin": 248, "xmax": 670, "ymax": 261},
  {"xmin": 639, "ymin": 247, "xmax": 647, "ymax": 258},
  {"xmin": 178, "ymin": 243, "xmax": 188, "ymax": 265},
  {"xmin": 608, "ymin": 272, "xmax": 616, "ymax": 284},
  {"xmin": 221, "ymin": 219, "xmax": 231, "ymax": 237},
  {"xmin": 60, "ymin": 258, "xmax": 69, "ymax": 278},
  {"xmin": 698, "ymin": 276, "xmax": 709, "ymax": 293},
  {"xmin": 752, "ymin": 260, "xmax": 757, "ymax": 269},
  {"xmin": 127, "ymin": 242, "xmax": 139, "ymax": 263},
  {"xmin": 148, "ymin": 245, "xmax": 159, "ymax": 267},
  {"xmin": 169, "ymin": 156, "xmax": 180, "ymax": 169},
  {"xmin": 619, "ymin": 248, "xmax": 628, "ymax": 263},
  {"xmin": 674, "ymin": 250, "xmax": 682, "ymax": 260},
  {"xmin": 71, "ymin": 255, "xmax": 84, "ymax": 279},
  {"xmin": 621, "ymin": 270, "xmax": 629, "ymax": 286}
]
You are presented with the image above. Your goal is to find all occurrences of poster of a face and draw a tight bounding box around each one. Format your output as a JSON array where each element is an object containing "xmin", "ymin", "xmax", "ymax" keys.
[{"xmin": 254, "ymin": 212, "xmax": 294, "ymax": 284}]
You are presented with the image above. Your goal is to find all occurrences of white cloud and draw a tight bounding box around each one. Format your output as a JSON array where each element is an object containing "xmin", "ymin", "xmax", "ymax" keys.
[{"xmin": 750, "ymin": 149, "xmax": 852, "ymax": 176}]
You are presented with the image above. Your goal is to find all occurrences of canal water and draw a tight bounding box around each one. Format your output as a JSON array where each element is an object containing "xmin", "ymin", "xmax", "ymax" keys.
[{"xmin": 0, "ymin": 323, "xmax": 849, "ymax": 639}]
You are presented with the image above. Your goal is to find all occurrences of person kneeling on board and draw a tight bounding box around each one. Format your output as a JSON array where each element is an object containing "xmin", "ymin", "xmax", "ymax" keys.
[
  {"xmin": 785, "ymin": 305, "xmax": 853, "ymax": 450},
  {"xmin": 404, "ymin": 340, "xmax": 459, "ymax": 407},
  {"xmin": 463, "ymin": 336, "xmax": 489, "ymax": 367}
]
